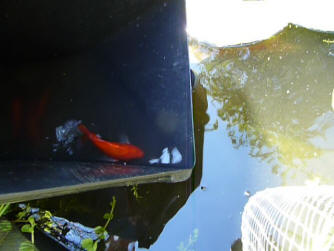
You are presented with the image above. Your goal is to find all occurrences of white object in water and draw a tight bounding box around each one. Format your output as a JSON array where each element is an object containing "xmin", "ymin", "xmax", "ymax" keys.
[
  {"xmin": 149, "ymin": 158, "xmax": 160, "ymax": 164},
  {"xmin": 149, "ymin": 147, "xmax": 182, "ymax": 164},
  {"xmin": 160, "ymin": 147, "xmax": 170, "ymax": 164},
  {"xmin": 241, "ymin": 186, "xmax": 334, "ymax": 251},
  {"xmin": 171, "ymin": 147, "xmax": 182, "ymax": 164}
]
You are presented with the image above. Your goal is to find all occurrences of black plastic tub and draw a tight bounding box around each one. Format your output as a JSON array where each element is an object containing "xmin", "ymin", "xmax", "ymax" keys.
[
  {"xmin": 0, "ymin": 0, "xmax": 162, "ymax": 60},
  {"xmin": 0, "ymin": 0, "xmax": 195, "ymax": 203}
]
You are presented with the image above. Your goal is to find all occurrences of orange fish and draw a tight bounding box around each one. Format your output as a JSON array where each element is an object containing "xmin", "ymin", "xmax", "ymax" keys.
[{"xmin": 78, "ymin": 124, "xmax": 144, "ymax": 161}]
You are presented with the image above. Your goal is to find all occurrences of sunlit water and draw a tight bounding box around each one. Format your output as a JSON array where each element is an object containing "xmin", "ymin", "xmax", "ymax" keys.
[
  {"xmin": 142, "ymin": 24, "xmax": 334, "ymax": 250},
  {"xmin": 6, "ymin": 14, "xmax": 334, "ymax": 251}
]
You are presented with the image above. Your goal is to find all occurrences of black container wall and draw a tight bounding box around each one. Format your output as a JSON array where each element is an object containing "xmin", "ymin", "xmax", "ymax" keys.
[{"xmin": 0, "ymin": 0, "xmax": 163, "ymax": 60}]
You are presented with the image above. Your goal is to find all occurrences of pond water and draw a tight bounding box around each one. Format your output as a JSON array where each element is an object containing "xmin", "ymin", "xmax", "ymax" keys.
[
  {"xmin": 18, "ymin": 23, "xmax": 334, "ymax": 251},
  {"xmin": 145, "ymin": 24, "xmax": 334, "ymax": 250}
]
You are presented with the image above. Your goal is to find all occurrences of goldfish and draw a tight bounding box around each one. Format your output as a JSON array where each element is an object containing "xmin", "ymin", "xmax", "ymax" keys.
[{"xmin": 78, "ymin": 124, "xmax": 144, "ymax": 161}]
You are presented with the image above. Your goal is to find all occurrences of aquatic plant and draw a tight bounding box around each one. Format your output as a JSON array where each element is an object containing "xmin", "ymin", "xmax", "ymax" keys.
[
  {"xmin": 82, "ymin": 196, "xmax": 116, "ymax": 251},
  {"xmin": 131, "ymin": 185, "xmax": 143, "ymax": 200},
  {"xmin": 19, "ymin": 216, "xmax": 36, "ymax": 251},
  {"xmin": 0, "ymin": 219, "xmax": 11, "ymax": 233},
  {"xmin": 0, "ymin": 203, "xmax": 39, "ymax": 251},
  {"xmin": 11, "ymin": 204, "xmax": 38, "ymax": 251},
  {"xmin": 0, "ymin": 203, "xmax": 11, "ymax": 233},
  {"xmin": 19, "ymin": 240, "xmax": 36, "ymax": 251},
  {"xmin": 81, "ymin": 238, "xmax": 99, "ymax": 251},
  {"xmin": 0, "ymin": 203, "xmax": 12, "ymax": 246},
  {"xmin": 16, "ymin": 204, "xmax": 32, "ymax": 221},
  {"xmin": 20, "ymin": 216, "xmax": 36, "ymax": 243},
  {"xmin": 0, "ymin": 203, "xmax": 10, "ymax": 218}
]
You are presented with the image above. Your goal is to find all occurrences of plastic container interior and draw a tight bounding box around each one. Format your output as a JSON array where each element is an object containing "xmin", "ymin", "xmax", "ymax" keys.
[{"xmin": 0, "ymin": 0, "xmax": 194, "ymax": 203}]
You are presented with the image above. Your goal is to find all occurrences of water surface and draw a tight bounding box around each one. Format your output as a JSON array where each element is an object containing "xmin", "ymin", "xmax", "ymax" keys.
[{"xmin": 145, "ymin": 24, "xmax": 334, "ymax": 250}]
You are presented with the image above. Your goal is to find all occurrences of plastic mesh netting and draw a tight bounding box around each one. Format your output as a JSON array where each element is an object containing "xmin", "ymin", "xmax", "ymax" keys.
[{"xmin": 241, "ymin": 186, "xmax": 334, "ymax": 251}]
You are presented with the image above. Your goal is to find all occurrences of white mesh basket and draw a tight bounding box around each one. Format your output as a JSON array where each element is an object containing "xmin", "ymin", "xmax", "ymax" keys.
[{"xmin": 241, "ymin": 186, "xmax": 334, "ymax": 251}]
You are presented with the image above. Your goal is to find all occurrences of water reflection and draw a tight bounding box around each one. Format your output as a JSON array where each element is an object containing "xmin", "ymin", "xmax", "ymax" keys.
[{"xmin": 192, "ymin": 24, "xmax": 334, "ymax": 185}]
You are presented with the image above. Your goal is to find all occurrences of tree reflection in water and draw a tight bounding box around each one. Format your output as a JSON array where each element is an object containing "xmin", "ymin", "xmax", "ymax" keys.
[{"xmin": 191, "ymin": 24, "xmax": 334, "ymax": 185}]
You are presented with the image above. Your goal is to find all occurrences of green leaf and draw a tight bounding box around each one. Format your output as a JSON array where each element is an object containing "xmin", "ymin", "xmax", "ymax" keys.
[
  {"xmin": 82, "ymin": 238, "xmax": 95, "ymax": 251},
  {"xmin": 21, "ymin": 224, "xmax": 32, "ymax": 233},
  {"xmin": 28, "ymin": 217, "xmax": 35, "ymax": 227},
  {"xmin": 0, "ymin": 220, "xmax": 12, "ymax": 232},
  {"xmin": 109, "ymin": 200, "xmax": 114, "ymax": 207},
  {"xmin": 103, "ymin": 213, "xmax": 110, "ymax": 220},
  {"xmin": 19, "ymin": 241, "xmax": 36, "ymax": 251},
  {"xmin": 94, "ymin": 226, "xmax": 104, "ymax": 235},
  {"xmin": 103, "ymin": 231, "xmax": 108, "ymax": 239},
  {"xmin": 99, "ymin": 231, "xmax": 108, "ymax": 240},
  {"xmin": 44, "ymin": 227, "xmax": 51, "ymax": 233},
  {"xmin": 93, "ymin": 240, "xmax": 99, "ymax": 250},
  {"xmin": 0, "ymin": 203, "xmax": 11, "ymax": 217},
  {"xmin": 43, "ymin": 211, "xmax": 52, "ymax": 219},
  {"xmin": 17, "ymin": 211, "xmax": 27, "ymax": 220}
]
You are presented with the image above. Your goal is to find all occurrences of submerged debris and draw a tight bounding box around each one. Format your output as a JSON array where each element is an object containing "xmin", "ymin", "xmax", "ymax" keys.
[
  {"xmin": 244, "ymin": 190, "xmax": 251, "ymax": 197},
  {"xmin": 15, "ymin": 204, "xmax": 105, "ymax": 251},
  {"xmin": 200, "ymin": 186, "xmax": 207, "ymax": 191},
  {"xmin": 148, "ymin": 147, "xmax": 183, "ymax": 165},
  {"xmin": 52, "ymin": 216, "xmax": 101, "ymax": 250},
  {"xmin": 53, "ymin": 120, "xmax": 82, "ymax": 155}
]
